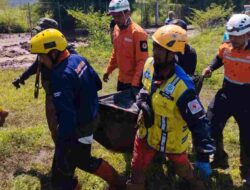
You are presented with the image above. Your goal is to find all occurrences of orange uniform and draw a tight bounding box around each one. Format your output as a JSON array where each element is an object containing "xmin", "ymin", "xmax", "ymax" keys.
[
  {"xmin": 217, "ymin": 42, "xmax": 250, "ymax": 84},
  {"xmin": 106, "ymin": 21, "xmax": 148, "ymax": 87}
]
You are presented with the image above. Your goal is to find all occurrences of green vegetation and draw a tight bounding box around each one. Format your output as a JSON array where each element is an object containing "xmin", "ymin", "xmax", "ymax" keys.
[
  {"xmin": 0, "ymin": 6, "xmax": 29, "ymax": 33},
  {"xmin": 67, "ymin": 8, "xmax": 111, "ymax": 47},
  {"xmin": 186, "ymin": 3, "xmax": 233, "ymax": 31}
]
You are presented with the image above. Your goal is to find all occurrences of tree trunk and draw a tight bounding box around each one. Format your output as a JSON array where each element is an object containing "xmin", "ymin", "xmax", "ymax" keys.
[{"xmin": 154, "ymin": 0, "xmax": 159, "ymax": 26}]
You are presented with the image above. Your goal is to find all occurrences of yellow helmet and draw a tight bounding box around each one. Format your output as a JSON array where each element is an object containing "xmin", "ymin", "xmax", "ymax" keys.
[
  {"xmin": 30, "ymin": 29, "xmax": 67, "ymax": 54},
  {"xmin": 152, "ymin": 25, "xmax": 187, "ymax": 54}
]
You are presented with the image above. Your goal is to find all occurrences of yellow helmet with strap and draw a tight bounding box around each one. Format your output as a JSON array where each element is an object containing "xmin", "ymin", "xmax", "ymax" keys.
[
  {"xmin": 30, "ymin": 29, "xmax": 67, "ymax": 54},
  {"xmin": 152, "ymin": 25, "xmax": 187, "ymax": 54}
]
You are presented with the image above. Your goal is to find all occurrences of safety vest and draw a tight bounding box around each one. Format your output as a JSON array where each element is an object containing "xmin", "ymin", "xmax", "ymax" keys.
[
  {"xmin": 219, "ymin": 42, "xmax": 250, "ymax": 85},
  {"xmin": 138, "ymin": 57, "xmax": 191, "ymax": 154}
]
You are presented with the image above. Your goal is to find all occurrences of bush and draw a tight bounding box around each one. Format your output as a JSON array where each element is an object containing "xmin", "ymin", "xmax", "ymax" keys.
[
  {"xmin": 186, "ymin": 3, "xmax": 233, "ymax": 31},
  {"xmin": 67, "ymin": 8, "xmax": 111, "ymax": 47},
  {"xmin": 0, "ymin": 7, "xmax": 29, "ymax": 33}
]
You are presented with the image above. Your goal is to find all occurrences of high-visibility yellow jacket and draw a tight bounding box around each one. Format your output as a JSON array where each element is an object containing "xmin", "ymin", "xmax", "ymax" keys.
[{"xmin": 138, "ymin": 57, "xmax": 211, "ymax": 154}]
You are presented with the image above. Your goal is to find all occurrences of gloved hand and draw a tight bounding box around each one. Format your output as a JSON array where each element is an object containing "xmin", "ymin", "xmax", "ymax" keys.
[
  {"xmin": 140, "ymin": 102, "xmax": 154, "ymax": 128},
  {"xmin": 136, "ymin": 88, "xmax": 149, "ymax": 107},
  {"xmin": 136, "ymin": 89, "xmax": 154, "ymax": 128},
  {"xmin": 194, "ymin": 161, "xmax": 212, "ymax": 181},
  {"xmin": 12, "ymin": 77, "xmax": 25, "ymax": 89},
  {"xmin": 103, "ymin": 72, "xmax": 109, "ymax": 82}
]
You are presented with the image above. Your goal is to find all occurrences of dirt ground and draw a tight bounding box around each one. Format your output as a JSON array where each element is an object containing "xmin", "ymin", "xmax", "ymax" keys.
[
  {"xmin": 0, "ymin": 33, "xmax": 88, "ymax": 70},
  {"xmin": 0, "ymin": 27, "xmax": 199, "ymax": 70},
  {"xmin": 0, "ymin": 33, "xmax": 36, "ymax": 69}
]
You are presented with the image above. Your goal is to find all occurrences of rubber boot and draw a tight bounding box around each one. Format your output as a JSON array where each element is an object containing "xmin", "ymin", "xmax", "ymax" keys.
[
  {"xmin": 0, "ymin": 109, "xmax": 8, "ymax": 126},
  {"xmin": 174, "ymin": 161, "xmax": 205, "ymax": 190},
  {"xmin": 94, "ymin": 160, "xmax": 126, "ymax": 190},
  {"xmin": 211, "ymin": 135, "xmax": 229, "ymax": 169}
]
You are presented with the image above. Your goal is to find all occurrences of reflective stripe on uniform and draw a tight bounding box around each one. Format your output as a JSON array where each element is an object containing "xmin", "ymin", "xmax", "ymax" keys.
[
  {"xmin": 219, "ymin": 43, "xmax": 250, "ymax": 84},
  {"xmin": 78, "ymin": 134, "xmax": 93, "ymax": 144},
  {"xmin": 160, "ymin": 116, "xmax": 167, "ymax": 152},
  {"xmin": 224, "ymin": 55, "xmax": 250, "ymax": 64}
]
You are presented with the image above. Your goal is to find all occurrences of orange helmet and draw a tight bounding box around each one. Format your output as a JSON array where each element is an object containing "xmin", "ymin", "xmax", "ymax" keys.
[{"xmin": 152, "ymin": 25, "xmax": 187, "ymax": 54}]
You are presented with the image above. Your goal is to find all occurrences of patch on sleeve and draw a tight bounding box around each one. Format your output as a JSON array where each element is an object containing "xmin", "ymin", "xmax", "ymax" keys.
[
  {"xmin": 187, "ymin": 99, "xmax": 202, "ymax": 115},
  {"xmin": 140, "ymin": 41, "xmax": 148, "ymax": 52},
  {"xmin": 75, "ymin": 61, "xmax": 86, "ymax": 74}
]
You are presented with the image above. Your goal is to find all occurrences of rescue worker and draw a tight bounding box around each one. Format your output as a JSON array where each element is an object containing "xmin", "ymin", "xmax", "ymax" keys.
[
  {"xmin": 203, "ymin": 14, "xmax": 250, "ymax": 187},
  {"xmin": 29, "ymin": 29, "xmax": 125, "ymax": 190},
  {"xmin": 127, "ymin": 25, "xmax": 215, "ymax": 190},
  {"xmin": 0, "ymin": 107, "xmax": 8, "ymax": 126},
  {"xmin": 103, "ymin": 0, "xmax": 148, "ymax": 91},
  {"xmin": 12, "ymin": 18, "xmax": 77, "ymax": 143},
  {"xmin": 164, "ymin": 11, "xmax": 176, "ymax": 25},
  {"xmin": 169, "ymin": 19, "xmax": 197, "ymax": 76}
]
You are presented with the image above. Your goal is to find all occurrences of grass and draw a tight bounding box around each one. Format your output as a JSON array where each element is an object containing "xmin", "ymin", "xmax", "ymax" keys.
[{"xmin": 0, "ymin": 27, "xmax": 245, "ymax": 190}]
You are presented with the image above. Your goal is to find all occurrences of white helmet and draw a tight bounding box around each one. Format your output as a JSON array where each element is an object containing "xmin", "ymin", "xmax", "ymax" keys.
[
  {"xmin": 108, "ymin": 0, "xmax": 130, "ymax": 14},
  {"xmin": 226, "ymin": 14, "xmax": 250, "ymax": 36}
]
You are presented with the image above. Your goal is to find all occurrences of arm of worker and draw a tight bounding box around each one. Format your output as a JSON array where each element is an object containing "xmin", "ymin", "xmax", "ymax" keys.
[
  {"xmin": 177, "ymin": 89, "xmax": 215, "ymax": 162},
  {"xmin": 187, "ymin": 46, "xmax": 197, "ymax": 76},
  {"xmin": 131, "ymin": 31, "xmax": 148, "ymax": 87},
  {"xmin": 52, "ymin": 73, "xmax": 77, "ymax": 141},
  {"xmin": 12, "ymin": 58, "xmax": 38, "ymax": 88},
  {"xmin": 202, "ymin": 45, "xmax": 224, "ymax": 77},
  {"xmin": 177, "ymin": 89, "xmax": 215, "ymax": 179},
  {"xmin": 103, "ymin": 48, "xmax": 118, "ymax": 82}
]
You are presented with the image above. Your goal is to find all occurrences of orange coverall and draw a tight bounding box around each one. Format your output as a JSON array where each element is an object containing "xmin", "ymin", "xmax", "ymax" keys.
[{"xmin": 106, "ymin": 21, "xmax": 148, "ymax": 87}]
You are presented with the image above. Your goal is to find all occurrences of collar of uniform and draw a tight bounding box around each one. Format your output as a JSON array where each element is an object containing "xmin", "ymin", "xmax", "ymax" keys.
[
  {"xmin": 119, "ymin": 20, "xmax": 133, "ymax": 31},
  {"xmin": 56, "ymin": 49, "xmax": 70, "ymax": 64}
]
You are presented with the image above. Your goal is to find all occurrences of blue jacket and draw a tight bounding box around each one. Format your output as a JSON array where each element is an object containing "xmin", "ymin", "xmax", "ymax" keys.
[{"xmin": 51, "ymin": 53, "xmax": 101, "ymax": 140}]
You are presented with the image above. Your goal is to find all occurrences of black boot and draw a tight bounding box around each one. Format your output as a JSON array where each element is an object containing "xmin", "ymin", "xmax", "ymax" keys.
[
  {"xmin": 211, "ymin": 151, "xmax": 229, "ymax": 169},
  {"xmin": 211, "ymin": 136, "xmax": 229, "ymax": 169}
]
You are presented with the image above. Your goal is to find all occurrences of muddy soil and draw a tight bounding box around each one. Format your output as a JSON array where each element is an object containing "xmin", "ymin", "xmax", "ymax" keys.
[
  {"xmin": 0, "ymin": 27, "xmax": 199, "ymax": 70},
  {"xmin": 0, "ymin": 33, "xmax": 88, "ymax": 70},
  {"xmin": 0, "ymin": 33, "xmax": 36, "ymax": 69}
]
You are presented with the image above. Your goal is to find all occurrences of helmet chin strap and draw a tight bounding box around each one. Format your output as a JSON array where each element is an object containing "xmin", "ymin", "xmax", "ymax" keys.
[{"xmin": 118, "ymin": 12, "xmax": 131, "ymax": 30}]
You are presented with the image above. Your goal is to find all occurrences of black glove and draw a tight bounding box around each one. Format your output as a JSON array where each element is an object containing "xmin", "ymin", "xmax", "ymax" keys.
[
  {"xmin": 136, "ymin": 89, "xmax": 154, "ymax": 128},
  {"xmin": 12, "ymin": 77, "xmax": 25, "ymax": 89},
  {"xmin": 140, "ymin": 102, "xmax": 154, "ymax": 128},
  {"xmin": 136, "ymin": 88, "xmax": 150, "ymax": 106}
]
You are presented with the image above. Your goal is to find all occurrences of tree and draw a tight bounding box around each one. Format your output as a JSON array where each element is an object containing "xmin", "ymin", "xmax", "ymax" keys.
[{"xmin": 186, "ymin": 3, "xmax": 233, "ymax": 31}]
